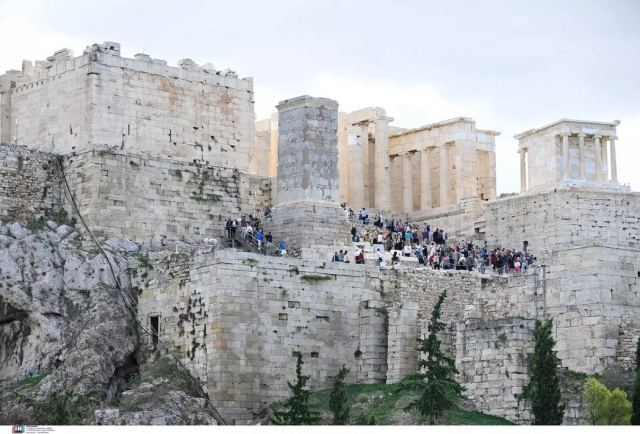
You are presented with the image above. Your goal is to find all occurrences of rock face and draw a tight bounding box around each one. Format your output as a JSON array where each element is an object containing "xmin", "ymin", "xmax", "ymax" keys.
[
  {"xmin": 95, "ymin": 377, "xmax": 218, "ymax": 425},
  {"xmin": 0, "ymin": 222, "xmax": 137, "ymax": 423}
]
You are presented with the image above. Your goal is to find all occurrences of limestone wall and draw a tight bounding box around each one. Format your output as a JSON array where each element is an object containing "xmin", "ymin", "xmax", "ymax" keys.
[
  {"xmin": 63, "ymin": 150, "xmax": 271, "ymax": 244},
  {"xmin": 197, "ymin": 250, "xmax": 387, "ymax": 424},
  {"xmin": 483, "ymin": 189, "xmax": 640, "ymax": 255},
  {"xmin": 1, "ymin": 42, "xmax": 254, "ymax": 169},
  {"xmin": 0, "ymin": 144, "xmax": 62, "ymax": 222},
  {"xmin": 457, "ymin": 318, "xmax": 535, "ymax": 424},
  {"xmin": 132, "ymin": 247, "xmax": 212, "ymax": 383},
  {"xmin": 542, "ymin": 245, "xmax": 640, "ymax": 373},
  {"xmin": 408, "ymin": 198, "xmax": 484, "ymax": 239}
]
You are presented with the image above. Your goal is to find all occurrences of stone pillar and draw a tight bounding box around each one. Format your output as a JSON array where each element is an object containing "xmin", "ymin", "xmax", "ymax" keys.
[
  {"xmin": 562, "ymin": 133, "xmax": 570, "ymax": 179},
  {"xmin": 420, "ymin": 147, "xmax": 432, "ymax": 210},
  {"xmin": 519, "ymin": 148, "xmax": 527, "ymax": 193},
  {"xmin": 454, "ymin": 146, "xmax": 463, "ymax": 203},
  {"xmin": 374, "ymin": 117, "xmax": 392, "ymax": 211},
  {"xmin": 402, "ymin": 153, "xmax": 413, "ymax": 213},
  {"xmin": 601, "ymin": 138, "xmax": 609, "ymax": 181},
  {"xmin": 349, "ymin": 124, "xmax": 366, "ymax": 209},
  {"xmin": 270, "ymin": 95, "xmax": 350, "ymax": 259},
  {"xmin": 439, "ymin": 144, "xmax": 449, "ymax": 207},
  {"xmin": 578, "ymin": 133, "xmax": 586, "ymax": 179},
  {"xmin": 594, "ymin": 135, "xmax": 602, "ymax": 182},
  {"xmin": 610, "ymin": 136, "xmax": 618, "ymax": 182},
  {"xmin": 275, "ymin": 96, "xmax": 339, "ymax": 204}
]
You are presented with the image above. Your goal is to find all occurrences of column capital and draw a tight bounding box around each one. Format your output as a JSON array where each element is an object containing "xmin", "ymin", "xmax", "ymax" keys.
[
  {"xmin": 577, "ymin": 133, "xmax": 586, "ymax": 138},
  {"xmin": 518, "ymin": 147, "xmax": 528, "ymax": 153},
  {"xmin": 594, "ymin": 134, "xmax": 602, "ymax": 139}
]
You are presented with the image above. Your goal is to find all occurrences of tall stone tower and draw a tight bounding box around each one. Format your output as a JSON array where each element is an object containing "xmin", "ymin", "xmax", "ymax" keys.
[
  {"xmin": 275, "ymin": 95, "xmax": 340, "ymax": 204},
  {"xmin": 269, "ymin": 96, "xmax": 350, "ymax": 259}
]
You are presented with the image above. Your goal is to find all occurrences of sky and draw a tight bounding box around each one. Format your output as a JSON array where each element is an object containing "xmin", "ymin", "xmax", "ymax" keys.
[{"xmin": 1, "ymin": 0, "xmax": 638, "ymax": 193}]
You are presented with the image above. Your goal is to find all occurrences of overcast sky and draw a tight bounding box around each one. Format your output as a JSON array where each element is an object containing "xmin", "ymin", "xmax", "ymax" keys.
[{"xmin": 1, "ymin": 0, "xmax": 638, "ymax": 193}]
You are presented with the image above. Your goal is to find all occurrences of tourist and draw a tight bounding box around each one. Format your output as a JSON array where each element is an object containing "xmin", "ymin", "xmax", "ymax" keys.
[
  {"xmin": 402, "ymin": 243, "xmax": 412, "ymax": 257},
  {"xmin": 279, "ymin": 240, "xmax": 287, "ymax": 255},
  {"xmin": 255, "ymin": 229, "xmax": 263, "ymax": 250}
]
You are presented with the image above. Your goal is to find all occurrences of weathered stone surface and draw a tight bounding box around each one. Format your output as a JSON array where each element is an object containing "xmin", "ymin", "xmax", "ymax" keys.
[
  {"xmin": 0, "ymin": 224, "xmax": 137, "ymax": 423},
  {"xmin": 1, "ymin": 42, "xmax": 254, "ymax": 170}
]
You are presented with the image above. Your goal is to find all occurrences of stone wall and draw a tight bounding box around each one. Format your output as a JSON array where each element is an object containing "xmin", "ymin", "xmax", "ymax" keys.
[
  {"xmin": 0, "ymin": 144, "xmax": 62, "ymax": 222},
  {"xmin": 195, "ymin": 250, "xmax": 387, "ymax": 424},
  {"xmin": 456, "ymin": 318, "xmax": 535, "ymax": 423},
  {"xmin": 483, "ymin": 189, "xmax": 640, "ymax": 256},
  {"xmin": 62, "ymin": 150, "xmax": 271, "ymax": 244},
  {"xmin": 1, "ymin": 42, "xmax": 254, "ymax": 169},
  {"xmin": 408, "ymin": 197, "xmax": 484, "ymax": 240},
  {"xmin": 136, "ymin": 248, "xmax": 549, "ymax": 423},
  {"xmin": 542, "ymin": 245, "xmax": 640, "ymax": 373}
]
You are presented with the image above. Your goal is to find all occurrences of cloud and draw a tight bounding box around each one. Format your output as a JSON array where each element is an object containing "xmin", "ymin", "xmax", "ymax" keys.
[{"xmin": 0, "ymin": 20, "xmax": 86, "ymax": 73}]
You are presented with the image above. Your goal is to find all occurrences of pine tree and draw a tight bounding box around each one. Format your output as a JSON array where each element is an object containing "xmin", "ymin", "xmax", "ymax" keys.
[
  {"xmin": 269, "ymin": 352, "xmax": 321, "ymax": 425},
  {"xmin": 329, "ymin": 365, "xmax": 351, "ymax": 425},
  {"xmin": 631, "ymin": 336, "xmax": 640, "ymax": 425},
  {"xmin": 526, "ymin": 319, "xmax": 564, "ymax": 425},
  {"xmin": 403, "ymin": 290, "xmax": 463, "ymax": 424}
]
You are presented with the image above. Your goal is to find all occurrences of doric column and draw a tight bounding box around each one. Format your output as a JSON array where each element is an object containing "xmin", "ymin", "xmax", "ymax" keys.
[
  {"xmin": 519, "ymin": 148, "xmax": 527, "ymax": 193},
  {"xmin": 349, "ymin": 124, "xmax": 365, "ymax": 208},
  {"xmin": 420, "ymin": 147, "xmax": 432, "ymax": 210},
  {"xmin": 601, "ymin": 137, "xmax": 609, "ymax": 180},
  {"xmin": 374, "ymin": 117, "xmax": 392, "ymax": 211},
  {"xmin": 403, "ymin": 153, "xmax": 413, "ymax": 213},
  {"xmin": 454, "ymin": 146, "xmax": 463, "ymax": 203},
  {"xmin": 578, "ymin": 133, "xmax": 586, "ymax": 179},
  {"xmin": 610, "ymin": 136, "xmax": 618, "ymax": 182},
  {"xmin": 594, "ymin": 135, "xmax": 602, "ymax": 181},
  {"xmin": 562, "ymin": 133, "xmax": 570, "ymax": 179},
  {"xmin": 439, "ymin": 144, "xmax": 449, "ymax": 207}
]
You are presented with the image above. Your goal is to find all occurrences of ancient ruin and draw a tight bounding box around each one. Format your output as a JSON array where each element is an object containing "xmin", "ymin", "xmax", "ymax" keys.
[{"xmin": 0, "ymin": 42, "xmax": 638, "ymax": 425}]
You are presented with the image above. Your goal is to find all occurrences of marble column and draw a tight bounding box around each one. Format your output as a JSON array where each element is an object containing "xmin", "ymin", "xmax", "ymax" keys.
[
  {"xmin": 562, "ymin": 133, "xmax": 570, "ymax": 179},
  {"xmin": 420, "ymin": 147, "xmax": 432, "ymax": 210},
  {"xmin": 578, "ymin": 133, "xmax": 586, "ymax": 179},
  {"xmin": 374, "ymin": 117, "xmax": 392, "ymax": 211},
  {"xmin": 403, "ymin": 153, "xmax": 413, "ymax": 213},
  {"xmin": 349, "ymin": 124, "xmax": 365, "ymax": 208},
  {"xmin": 610, "ymin": 136, "xmax": 618, "ymax": 182},
  {"xmin": 439, "ymin": 144, "xmax": 449, "ymax": 207},
  {"xmin": 594, "ymin": 135, "xmax": 602, "ymax": 182},
  {"xmin": 519, "ymin": 148, "xmax": 527, "ymax": 193},
  {"xmin": 601, "ymin": 137, "xmax": 609, "ymax": 181}
]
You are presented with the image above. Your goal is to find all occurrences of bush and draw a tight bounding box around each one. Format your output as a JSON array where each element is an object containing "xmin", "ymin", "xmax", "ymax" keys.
[
  {"xmin": 34, "ymin": 389, "xmax": 103, "ymax": 425},
  {"xmin": 584, "ymin": 377, "xmax": 632, "ymax": 425}
]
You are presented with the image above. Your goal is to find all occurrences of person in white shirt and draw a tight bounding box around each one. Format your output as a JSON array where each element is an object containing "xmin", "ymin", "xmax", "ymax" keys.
[{"xmin": 402, "ymin": 244, "xmax": 412, "ymax": 257}]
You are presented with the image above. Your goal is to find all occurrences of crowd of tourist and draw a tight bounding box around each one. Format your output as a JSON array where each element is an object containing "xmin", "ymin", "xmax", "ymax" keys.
[
  {"xmin": 224, "ymin": 211, "xmax": 289, "ymax": 255},
  {"xmin": 345, "ymin": 207, "xmax": 536, "ymax": 274},
  {"xmin": 222, "ymin": 206, "xmax": 535, "ymax": 274}
]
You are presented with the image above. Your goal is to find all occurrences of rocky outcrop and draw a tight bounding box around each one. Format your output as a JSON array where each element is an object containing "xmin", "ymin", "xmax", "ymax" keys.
[{"xmin": 0, "ymin": 221, "xmax": 136, "ymax": 423}]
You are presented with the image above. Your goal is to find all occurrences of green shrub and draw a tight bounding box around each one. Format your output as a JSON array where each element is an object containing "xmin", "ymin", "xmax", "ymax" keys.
[{"xmin": 584, "ymin": 377, "xmax": 631, "ymax": 425}]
